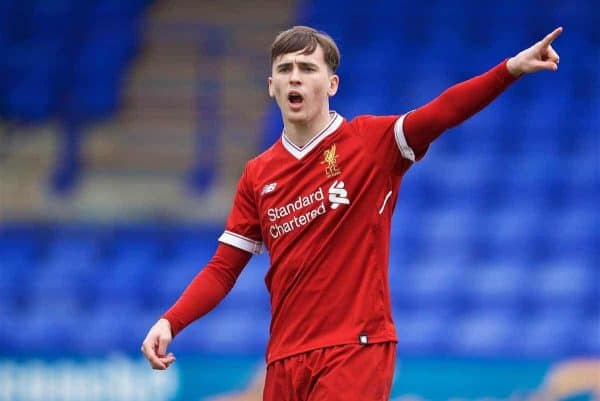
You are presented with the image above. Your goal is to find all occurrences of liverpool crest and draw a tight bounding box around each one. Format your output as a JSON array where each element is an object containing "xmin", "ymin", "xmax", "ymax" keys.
[{"xmin": 322, "ymin": 144, "xmax": 341, "ymax": 177}]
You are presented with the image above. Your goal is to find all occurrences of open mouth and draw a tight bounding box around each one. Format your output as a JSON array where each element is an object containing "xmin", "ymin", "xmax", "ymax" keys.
[{"xmin": 288, "ymin": 92, "xmax": 304, "ymax": 105}]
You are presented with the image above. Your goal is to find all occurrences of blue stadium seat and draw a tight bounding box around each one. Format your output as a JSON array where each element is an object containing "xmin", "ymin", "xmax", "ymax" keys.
[
  {"xmin": 45, "ymin": 226, "xmax": 100, "ymax": 270},
  {"xmin": 394, "ymin": 308, "xmax": 451, "ymax": 355},
  {"xmin": 220, "ymin": 254, "xmax": 270, "ymax": 310},
  {"xmin": 395, "ymin": 261, "xmax": 462, "ymax": 310},
  {"xmin": 578, "ymin": 315, "xmax": 600, "ymax": 355},
  {"xmin": 75, "ymin": 23, "xmax": 139, "ymax": 76},
  {"xmin": 150, "ymin": 257, "xmax": 201, "ymax": 308},
  {"xmin": 527, "ymin": 262, "xmax": 597, "ymax": 310},
  {"xmin": 108, "ymin": 226, "xmax": 163, "ymax": 260},
  {"xmin": 460, "ymin": 263, "xmax": 527, "ymax": 310},
  {"xmin": 17, "ymin": 301, "xmax": 82, "ymax": 353},
  {"xmin": 0, "ymin": 223, "xmax": 42, "ymax": 262},
  {"xmin": 448, "ymin": 309, "xmax": 521, "ymax": 356},
  {"xmin": 27, "ymin": 263, "xmax": 84, "ymax": 308},
  {"xmin": 544, "ymin": 209, "xmax": 598, "ymax": 262},
  {"xmin": 4, "ymin": 40, "xmax": 63, "ymax": 121},
  {"xmin": 74, "ymin": 303, "xmax": 141, "ymax": 353},
  {"xmin": 90, "ymin": 0, "xmax": 150, "ymax": 20},
  {"xmin": 516, "ymin": 309, "xmax": 581, "ymax": 357},
  {"xmin": 0, "ymin": 267, "xmax": 25, "ymax": 316},
  {"xmin": 92, "ymin": 257, "xmax": 148, "ymax": 308},
  {"xmin": 167, "ymin": 226, "xmax": 219, "ymax": 262},
  {"xmin": 65, "ymin": 23, "xmax": 140, "ymax": 121},
  {"xmin": 29, "ymin": 0, "xmax": 82, "ymax": 39},
  {"xmin": 172, "ymin": 308, "xmax": 270, "ymax": 354}
]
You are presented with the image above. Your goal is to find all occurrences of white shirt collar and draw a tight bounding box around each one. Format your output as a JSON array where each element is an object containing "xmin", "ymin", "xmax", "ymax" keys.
[{"xmin": 281, "ymin": 112, "xmax": 343, "ymax": 160}]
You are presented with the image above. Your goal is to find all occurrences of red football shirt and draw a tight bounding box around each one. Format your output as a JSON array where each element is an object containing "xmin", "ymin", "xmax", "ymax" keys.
[
  {"xmin": 163, "ymin": 60, "xmax": 516, "ymax": 363},
  {"xmin": 218, "ymin": 112, "xmax": 424, "ymax": 363}
]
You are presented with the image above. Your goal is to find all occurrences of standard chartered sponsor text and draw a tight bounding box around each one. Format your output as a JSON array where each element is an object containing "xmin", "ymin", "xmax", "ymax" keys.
[{"xmin": 268, "ymin": 187, "xmax": 326, "ymax": 239}]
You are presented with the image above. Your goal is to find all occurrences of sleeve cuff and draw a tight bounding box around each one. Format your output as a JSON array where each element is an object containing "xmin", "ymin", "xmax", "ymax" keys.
[
  {"xmin": 394, "ymin": 113, "xmax": 416, "ymax": 162},
  {"xmin": 498, "ymin": 58, "xmax": 520, "ymax": 85},
  {"xmin": 218, "ymin": 230, "xmax": 263, "ymax": 254}
]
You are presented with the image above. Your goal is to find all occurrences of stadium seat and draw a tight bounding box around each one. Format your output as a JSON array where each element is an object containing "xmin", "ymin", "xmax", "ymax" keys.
[
  {"xmin": 516, "ymin": 309, "xmax": 581, "ymax": 357},
  {"xmin": 29, "ymin": 0, "xmax": 82, "ymax": 39},
  {"xmin": 448, "ymin": 309, "xmax": 520, "ymax": 356},
  {"xmin": 91, "ymin": 0, "xmax": 150, "ymax": 19},
  {"xmin": 395, "ymin": 261, "xmax": 462, "ymax": 310},
  {"xmin": 527, "ymin": 262, "xmax": 597, "ymax": 310},
  {"xmin": 578, "ymin": 315, "xmax": 600, "ymax": 355},
  {"xmin": 221, "ymin": 255, "xmax": 270, "ymax": 309},
  {"xmin": 150, "ymin": 257, "xmax": 201, "ymax": 307},
  {"xmin": 170, "ymin": 308, "xmax": 270, "ymax": 354},
  {"xmin": 459, "ymin": 263, "xmax": 527, "ymax": 310},
  {"xmin": 395, "ymin": 308, "xmax": 451, "ymax": 355}
]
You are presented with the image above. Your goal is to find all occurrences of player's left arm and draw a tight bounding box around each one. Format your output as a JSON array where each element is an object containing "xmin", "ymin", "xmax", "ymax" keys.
[{"xmin": 402, "ymin": 27, "xmax": 563, "ymax": 157}]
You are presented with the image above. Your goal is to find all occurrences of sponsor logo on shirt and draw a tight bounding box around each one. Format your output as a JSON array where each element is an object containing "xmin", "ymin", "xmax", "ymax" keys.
[
  {"xmin": 266, "ymin": 181, "xmax": 351, "ymax": 239},
  {"xmin": 261, "ymin": 182, "xmax": 277, "ymax": 195},
  {"xmin": 328, "ymin": 180, "xmax": 350, "ymax": 209},
  {"xmin": 321, "ymin": 144, "xmax": 341, "ymax": 178}
]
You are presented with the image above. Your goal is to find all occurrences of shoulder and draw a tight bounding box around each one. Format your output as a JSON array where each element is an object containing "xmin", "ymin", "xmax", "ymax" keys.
[
  {"xmin": 349, "ymin": 114, "xmax": 400, "ymax": 128},
  {"xmin": 345, "ymin": 114, "xmax": 402, "ymax": 138},
  {"xmin": 243, "ymin": 141, "xmax": 282, "ymax": 181}
]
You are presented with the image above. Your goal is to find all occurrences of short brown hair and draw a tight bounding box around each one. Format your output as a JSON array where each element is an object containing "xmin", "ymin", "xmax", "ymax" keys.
[{"xmin": 270, "ymin": 26, "xmax": 340, "ymax": 73}]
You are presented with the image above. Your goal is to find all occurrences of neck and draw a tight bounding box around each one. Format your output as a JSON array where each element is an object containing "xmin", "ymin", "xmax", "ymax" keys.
[{"xmin": 283, "ymin": 109, "xmax": 333, "ymax": 148}]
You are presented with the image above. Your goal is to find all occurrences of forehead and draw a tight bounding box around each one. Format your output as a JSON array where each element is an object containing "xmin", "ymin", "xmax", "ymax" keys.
[{"xmin": 273, "ymin": 45, "xmax": 327, "ymax": 66}]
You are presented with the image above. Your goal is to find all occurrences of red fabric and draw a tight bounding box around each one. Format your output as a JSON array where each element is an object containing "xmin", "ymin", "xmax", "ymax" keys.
[
  {"xmin": 403, "ymin": 59, "xmax": 517, "ymax": 157},
  {"xmin": 221, "ymin": 114, "xmax": 405, "ymax": 364},
  {"xmin": 263, "ymin": 342, "xmax": 396, "ymax": 401},
  {"xmin": 162, "ymin": 243, "xmax": 251, "ymax": 337}
]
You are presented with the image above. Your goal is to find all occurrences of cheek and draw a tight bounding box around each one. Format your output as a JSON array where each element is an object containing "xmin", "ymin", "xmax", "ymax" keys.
[
  {"xmin": 270, "ymin": 79, "xmax": 283, "ymax": 96},
  {"xmin": 311, "ymin": 82, "xmax": 328, "ymax": 99}
]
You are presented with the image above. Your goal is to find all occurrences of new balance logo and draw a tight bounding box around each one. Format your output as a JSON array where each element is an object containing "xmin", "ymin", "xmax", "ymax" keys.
[
  {"xmin": 328, "ymin": 180, "xmax": 350, "ymax": 209},
  {"xmin": 261, "ymin": 183, "xmax": 277, "ymax": 195}
]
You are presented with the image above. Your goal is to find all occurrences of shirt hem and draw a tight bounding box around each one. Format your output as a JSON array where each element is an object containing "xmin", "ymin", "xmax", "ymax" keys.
[{"xmin": 266, "ymin": 333, "xmax": 398, "ymax": 365}]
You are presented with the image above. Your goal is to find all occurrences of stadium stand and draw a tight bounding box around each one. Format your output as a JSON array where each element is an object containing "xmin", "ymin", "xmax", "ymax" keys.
[{"xmin": 0, "ymin": 0, "xmax": 597, "ymax": 359}]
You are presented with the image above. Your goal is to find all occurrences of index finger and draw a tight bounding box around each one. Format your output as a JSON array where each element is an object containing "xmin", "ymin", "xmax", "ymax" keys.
[{"xmin": 541, "ymin": 26, "xmax": 563, "ymax": 47}]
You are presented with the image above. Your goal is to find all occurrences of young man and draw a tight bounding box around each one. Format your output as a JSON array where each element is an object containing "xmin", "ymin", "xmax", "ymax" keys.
[{"xmin": 142, "ymin": 25, "xmax": 562, "ymax": 400}]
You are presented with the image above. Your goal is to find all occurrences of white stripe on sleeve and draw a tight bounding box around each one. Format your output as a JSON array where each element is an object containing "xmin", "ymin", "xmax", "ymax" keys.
[
  {"xmin": 218, "ymin": 230, "xmax": 262, "ymax": 254},
  {"xmin": 394, "ymin": 113, "xmax": 416, "ymax": 162}
]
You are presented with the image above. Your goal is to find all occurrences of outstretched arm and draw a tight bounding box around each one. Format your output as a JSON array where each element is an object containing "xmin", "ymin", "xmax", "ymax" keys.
[
  {"xmin": 403, "ymin": 27, "xmax": 563, "ymax": 156},
  {"xmin": 141, "ymin": 243, "xmax": 252, "ymax": 370}
]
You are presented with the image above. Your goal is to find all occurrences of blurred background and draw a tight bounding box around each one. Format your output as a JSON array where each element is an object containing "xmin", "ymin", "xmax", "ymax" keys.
[{"xmin": 0, "ymin": 0, "xmax": 598, "ymax": 400}]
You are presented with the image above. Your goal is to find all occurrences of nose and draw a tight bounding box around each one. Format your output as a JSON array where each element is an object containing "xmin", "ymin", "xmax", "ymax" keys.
[{"xmin": 289, "ymin": 66, "xmax": 301, "ymax": 85}]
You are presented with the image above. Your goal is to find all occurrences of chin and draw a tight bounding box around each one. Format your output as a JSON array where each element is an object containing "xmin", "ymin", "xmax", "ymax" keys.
[{"xmin": 285, "ymin": 111, "xmax": 308, "ymax": 124}]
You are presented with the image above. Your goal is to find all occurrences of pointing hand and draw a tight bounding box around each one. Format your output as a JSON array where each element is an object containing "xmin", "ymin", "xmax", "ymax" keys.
[{"xmin": 506, "ymin": 27, "xmax": 562, "ymax": 77}]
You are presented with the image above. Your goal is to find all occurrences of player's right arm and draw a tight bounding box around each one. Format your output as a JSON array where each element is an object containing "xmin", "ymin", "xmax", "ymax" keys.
[{"xmin": 141, "ymin": 242, "xmax": 252, "ymax": 370}]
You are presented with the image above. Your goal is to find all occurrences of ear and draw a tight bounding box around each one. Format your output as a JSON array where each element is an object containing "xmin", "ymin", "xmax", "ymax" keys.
[
  {"xmin": 327, "ymin": 74, "xmax": 339, "ymax": 97},
  {"xmin": 268, "ymin": 77, "xmax": 274, "ymax": 98}
]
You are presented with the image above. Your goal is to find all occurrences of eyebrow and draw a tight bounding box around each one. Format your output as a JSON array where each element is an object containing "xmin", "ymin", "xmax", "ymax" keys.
[{"xmin": 276, "ymin": 61, "xmax": 319, "ymax": 70}]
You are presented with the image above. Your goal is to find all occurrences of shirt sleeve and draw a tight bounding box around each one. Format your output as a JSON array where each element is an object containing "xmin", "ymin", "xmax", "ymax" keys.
[
  {"xmin": 218, "ymin": 163, "xmax": 263, "ymax": 254},
  {"xmin": 350, "ymin": 114, "xmax": 422, "ymax": 176},
  {"xmin": 162, "ymin": 243, "xmax": 252, "ymax": 337},
  {"xmin": 403, "ymin": 59, "xmax": 518, "ymax": 156}
]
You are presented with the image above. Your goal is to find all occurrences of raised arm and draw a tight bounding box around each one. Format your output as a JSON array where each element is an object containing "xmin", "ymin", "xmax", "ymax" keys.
[
  {"xmin": 141, "ymin": 243, "xmax": 252, "ymax": 370},
  {"xmin": 403, "ymin": 27, "xmax": 563, "ymax": 157}
]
